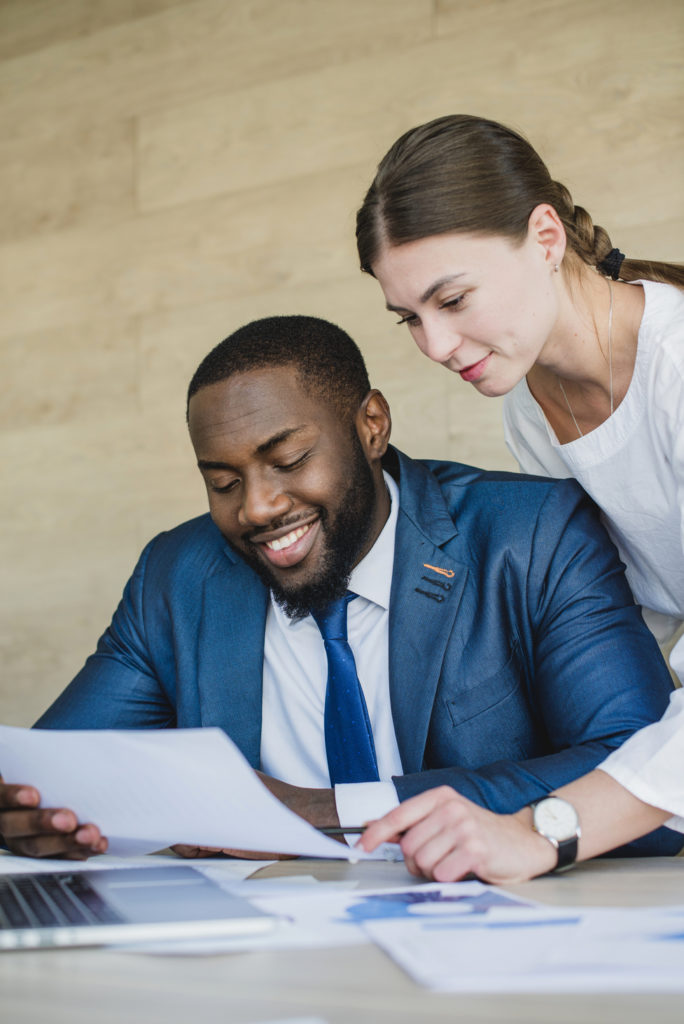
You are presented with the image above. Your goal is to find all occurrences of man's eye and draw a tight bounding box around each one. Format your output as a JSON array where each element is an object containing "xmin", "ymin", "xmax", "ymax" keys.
[
  {"xmin": 277, "ymin": 453, "xmax": 309, "ymax": 471},
  {"xmin": 210, "ymin": 479, "xmax": 239, "ymax": 494}
]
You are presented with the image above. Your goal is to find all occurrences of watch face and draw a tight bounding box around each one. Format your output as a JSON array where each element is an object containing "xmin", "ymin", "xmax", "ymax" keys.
[{"xmin": 534, "ymin": 797, "xmax": 579, "ymax": 842}]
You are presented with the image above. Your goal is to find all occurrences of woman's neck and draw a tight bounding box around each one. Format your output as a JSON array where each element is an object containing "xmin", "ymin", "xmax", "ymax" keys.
[{"xmin": 526, "ymin": 274, "xmax": 643, "ymax": 443}]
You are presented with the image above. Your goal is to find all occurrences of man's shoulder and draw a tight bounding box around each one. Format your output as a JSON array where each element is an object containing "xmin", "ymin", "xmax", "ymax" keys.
[
  {"xmin": 416, "ymin": 455, "xmax": 586, "ymax": 520},
  {"xmin": 138, "ymin": 512, "xmax": 233, "ymax": 581}
]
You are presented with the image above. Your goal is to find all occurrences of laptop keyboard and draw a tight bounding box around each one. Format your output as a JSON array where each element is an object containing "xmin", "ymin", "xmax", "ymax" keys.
[{"xmin": 0, "ymin": 873, "xmax": 124, "ymax": 930}]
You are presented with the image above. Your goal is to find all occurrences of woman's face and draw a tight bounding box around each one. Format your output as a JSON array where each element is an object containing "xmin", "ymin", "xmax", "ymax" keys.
[{"xmin": 371, "ymin": 227, "xmax": 560, "ymax": 397}]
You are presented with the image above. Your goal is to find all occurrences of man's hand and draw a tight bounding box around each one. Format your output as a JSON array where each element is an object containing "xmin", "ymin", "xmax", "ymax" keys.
[
  {"xmin": 171, "ymin": 844, "xmax": 298, "ymax": 860},
  {"xmin": 256, "ymin": 771, "xmax": 339, "ymax": 829},
  {"xmin": 0, "ymin": 776, "xmax": 108, "ymax": 860},
  {"xmin": 172, "ymin": 771, "xmax": 341, "ymax": 860},
  {"xmin": 358, "ymin": 786, "xmax": 557, "ymax": 884}
]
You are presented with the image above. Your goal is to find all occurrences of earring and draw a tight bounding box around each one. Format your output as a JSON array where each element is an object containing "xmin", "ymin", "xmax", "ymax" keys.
[{"xmin": 554, "ymin": 264, "xmax": 560, "ymax": 273}]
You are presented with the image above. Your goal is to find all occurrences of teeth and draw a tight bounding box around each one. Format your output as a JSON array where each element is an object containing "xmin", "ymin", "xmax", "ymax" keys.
[{"xmin": 265, "ymin": 524, "xmax": 311, "ymax": 552}]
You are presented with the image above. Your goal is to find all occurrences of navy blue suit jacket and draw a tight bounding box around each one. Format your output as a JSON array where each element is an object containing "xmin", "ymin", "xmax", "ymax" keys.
[{"xmin": 37, "ymin": 447, "xmax": 681, "ymax": 854}]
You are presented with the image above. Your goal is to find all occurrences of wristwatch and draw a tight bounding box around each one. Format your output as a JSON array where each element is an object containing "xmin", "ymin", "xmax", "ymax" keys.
[{"xmin": 528, "ymin": 796, "xmax": 581, "ymax": 872}]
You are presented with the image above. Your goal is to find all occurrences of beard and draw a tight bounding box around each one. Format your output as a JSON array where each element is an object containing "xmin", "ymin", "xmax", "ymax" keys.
[{"xmin": 235, "ymin": 431, "xmax": 378, "ymax": 619}]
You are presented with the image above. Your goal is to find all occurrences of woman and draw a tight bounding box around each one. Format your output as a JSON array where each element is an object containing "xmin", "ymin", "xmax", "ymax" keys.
[{"xmin": 355, "ymin": 114, "xmax": 684, "ymax": 879}]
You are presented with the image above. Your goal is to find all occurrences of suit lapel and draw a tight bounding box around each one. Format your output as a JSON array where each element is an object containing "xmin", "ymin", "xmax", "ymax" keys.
[
  {"xmin": 387, "ymin": 450, "xmax": 469, "ymax": 774},
  {"xmin": 196, "ymin": 556, "xmax": 269, "ymax": 768}
]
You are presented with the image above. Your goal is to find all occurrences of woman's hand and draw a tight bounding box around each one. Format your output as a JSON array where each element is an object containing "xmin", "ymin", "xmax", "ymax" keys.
[{"xmin": 357, "ymin": 786, "xmax": 557, "ymax": 884}]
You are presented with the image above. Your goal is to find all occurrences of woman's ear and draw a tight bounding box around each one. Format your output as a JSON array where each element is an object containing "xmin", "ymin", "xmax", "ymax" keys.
[
  {"xmin": 357, "ymin": 389, "xmax": 391, "ymax": 462},
  {"xmin": 527, "ymin": 203, "xmax": 567, "ymax": 269}
]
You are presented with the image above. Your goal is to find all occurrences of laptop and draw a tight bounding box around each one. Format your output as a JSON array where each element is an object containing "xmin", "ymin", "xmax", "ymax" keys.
[{"xmin": 0, "ymin": 865, "xmax": 278, "ymax": 951}]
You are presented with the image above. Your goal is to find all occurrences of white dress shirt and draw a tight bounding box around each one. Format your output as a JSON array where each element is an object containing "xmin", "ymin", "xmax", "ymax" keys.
[{"xmin": 260, "ymin": 471, "xmax": 402, "ymax": 827}]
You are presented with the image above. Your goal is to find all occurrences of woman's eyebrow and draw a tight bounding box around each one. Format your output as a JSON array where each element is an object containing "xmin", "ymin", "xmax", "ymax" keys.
[{"xmin": 385, "ymin": 273, "xmax": 467, "ymax": 312}]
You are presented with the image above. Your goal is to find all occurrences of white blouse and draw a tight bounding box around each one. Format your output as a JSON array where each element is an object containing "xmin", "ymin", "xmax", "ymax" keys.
[{"xmin": 503, "ymin": 279, "xmax": 684, "ymax": 828}]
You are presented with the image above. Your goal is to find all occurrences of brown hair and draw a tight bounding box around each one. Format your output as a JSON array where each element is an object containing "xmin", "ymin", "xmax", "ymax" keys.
[{"xmin": 356, "ymin": 114, "xmax": 684, "ymax": 288}]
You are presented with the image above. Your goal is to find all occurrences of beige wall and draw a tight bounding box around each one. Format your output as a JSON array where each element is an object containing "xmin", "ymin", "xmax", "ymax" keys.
[{"xmin": 1, "ymin": 0, "xmax": 683, "ymax": 725}]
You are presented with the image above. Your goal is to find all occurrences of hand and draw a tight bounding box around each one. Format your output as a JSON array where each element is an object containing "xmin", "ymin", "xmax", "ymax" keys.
[
  {"xmin": 171, "ymin": 844, "xmax": 297, "ymax": 861},
  {"xmin": 256, "ymin": 771, "xmax": 340, "ymax": 831},
  {"xmin": 357, "ymin": 786, "xmax": 557, "ymax": 884},
  {"xmin": 171, "ymin": 772, "xmax": 342, "ymax": 858},
  {"xmin": 0, "ymin": 776, "xmax": 108, "ymax": 860}
]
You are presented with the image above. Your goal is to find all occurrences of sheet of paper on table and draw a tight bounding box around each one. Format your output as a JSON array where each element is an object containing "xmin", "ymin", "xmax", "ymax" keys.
[
  {"xmin": 117, "ymin": 880, "xmax": 528, "ymax": 955},
  {"xmin": 362, "ymin": 891, "xmax": 684, "ymax": 992},
  {"xmin": 0, "ymin": 849, "xmax": 274, "ymax": 880},
  {"xmin": 0, "ymin": 724, "xmax": 385, "ymax": 859}
]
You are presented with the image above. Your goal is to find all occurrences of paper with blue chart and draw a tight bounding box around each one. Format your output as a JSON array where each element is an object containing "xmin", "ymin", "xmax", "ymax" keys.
[{"xmin": 360, "ymin": 889, "xmax": 684, "ymax": 991}]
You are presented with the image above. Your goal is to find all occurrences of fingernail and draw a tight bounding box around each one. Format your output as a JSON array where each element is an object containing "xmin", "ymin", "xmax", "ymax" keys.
[
  {"xmin": 75, "ymin": 827, "xmax": 92, "ymax": 843},
  {"xmin": 52, "ymin": 811, "xmax": 74, "ymax": 831},
  {"xmin": 17, "ymin": 788, "xmax": 38, "ymax": 806}
]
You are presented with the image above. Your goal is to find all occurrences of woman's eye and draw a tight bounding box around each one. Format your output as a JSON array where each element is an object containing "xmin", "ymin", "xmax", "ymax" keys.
[
  {"xmin": 441, "ymin": 295, "xmax": 464, "ymax": 310},
  {"xmin": 395, "ymin": 313, "xmax": 419, "ymax": 326}
]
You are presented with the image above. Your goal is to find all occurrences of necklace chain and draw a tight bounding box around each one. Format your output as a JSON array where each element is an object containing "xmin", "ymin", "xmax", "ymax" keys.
[{"xmin": 558, "ymin": 280, "xmax": 614, "ymax": 439}]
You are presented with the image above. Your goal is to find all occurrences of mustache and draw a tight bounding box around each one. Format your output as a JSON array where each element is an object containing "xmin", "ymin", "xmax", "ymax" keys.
[{"xmin": 241, "ymin": 509, "xmax": 324, "ymax": 544}]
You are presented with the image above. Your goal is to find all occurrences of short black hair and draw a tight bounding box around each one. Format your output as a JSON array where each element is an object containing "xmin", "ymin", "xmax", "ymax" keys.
[{"xmin": 187, "ymin": 315, "xmax": 371, "ymax": 420}]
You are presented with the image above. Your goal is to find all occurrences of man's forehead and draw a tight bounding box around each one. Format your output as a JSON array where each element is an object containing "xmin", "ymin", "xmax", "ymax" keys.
[{"xmin": 188, "ymin": 366, "xmax": 322, "ymax": 449}]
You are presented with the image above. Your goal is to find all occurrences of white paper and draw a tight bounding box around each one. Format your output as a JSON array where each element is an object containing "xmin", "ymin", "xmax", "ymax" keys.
[
  {"xmin": 0, "ymin": 848, "xmax": 273, "ymax": 880},
  {"xmin": 0, "ymin": 725, "xmax": 380, "ymax": 859},
  {"xmin": 362, "ymin": 887, "xmax": 684, "ymax": 992},
  {"xmin": 125, "ymin": 879, "xmax": 521, "ymax": 956}
]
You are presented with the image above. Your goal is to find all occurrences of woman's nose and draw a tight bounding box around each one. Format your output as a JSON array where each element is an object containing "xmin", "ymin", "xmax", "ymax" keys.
[{"xmin": 416, "ymin": 319, "xmax": 463, "ymax": 365}]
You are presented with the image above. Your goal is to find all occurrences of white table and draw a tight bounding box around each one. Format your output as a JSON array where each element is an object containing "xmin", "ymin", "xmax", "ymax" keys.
[{"xmin": 2, "ymin": 856, "xmax": 684, "ymax": 1024}]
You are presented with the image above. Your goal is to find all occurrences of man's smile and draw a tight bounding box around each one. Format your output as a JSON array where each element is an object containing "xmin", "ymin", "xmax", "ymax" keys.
[{"xmin": 250, "ymin": 517, "xmax": 321, "ymax": 569}]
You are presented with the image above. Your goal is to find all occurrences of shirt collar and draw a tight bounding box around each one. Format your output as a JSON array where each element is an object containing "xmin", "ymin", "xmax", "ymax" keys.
[{"xmin": 347, "ymin": 470, "xmax": 398, "ymax": 611}]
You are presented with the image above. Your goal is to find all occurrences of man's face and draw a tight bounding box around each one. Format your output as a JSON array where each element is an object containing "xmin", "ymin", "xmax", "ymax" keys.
[{"xmin": 188, "ymin": 366, "xmax": 389, "ymax": 617}]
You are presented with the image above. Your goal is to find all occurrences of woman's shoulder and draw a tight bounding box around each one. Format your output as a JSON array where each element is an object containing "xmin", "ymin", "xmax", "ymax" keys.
[{"xmin": 639, "ymin": 280, "xmax": 684, "ymax": 364}]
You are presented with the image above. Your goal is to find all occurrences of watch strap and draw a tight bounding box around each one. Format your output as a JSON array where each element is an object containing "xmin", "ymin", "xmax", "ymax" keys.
[
  {"xmin": 555, "ymin": 834, "xmax": 579, "ymax": 871},
  {"xmin": 528, "ymin": 797, "xmax": 580, "ymax": 873}
]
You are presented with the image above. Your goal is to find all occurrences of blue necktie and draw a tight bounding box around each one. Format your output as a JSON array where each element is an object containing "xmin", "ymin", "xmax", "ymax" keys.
[{"xmin": 311, "ymin": 593, "xmax": 380, "ymax": 786}]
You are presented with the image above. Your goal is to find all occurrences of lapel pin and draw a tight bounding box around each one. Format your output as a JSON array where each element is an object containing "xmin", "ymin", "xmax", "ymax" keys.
[{"xmin": 423, "ymin": 563, "xmax": 455, "ymax": 578}]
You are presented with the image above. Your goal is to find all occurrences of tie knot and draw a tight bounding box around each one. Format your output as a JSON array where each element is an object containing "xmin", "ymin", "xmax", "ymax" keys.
[{"xmin": 310, "ymin": 592, "xmax": 356, "ymax": 641}]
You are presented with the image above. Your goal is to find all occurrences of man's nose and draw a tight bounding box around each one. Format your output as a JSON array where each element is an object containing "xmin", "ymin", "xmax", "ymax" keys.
[{"xmin": 237, "ymin": 476, "xmax": 292, "ymax": 527}]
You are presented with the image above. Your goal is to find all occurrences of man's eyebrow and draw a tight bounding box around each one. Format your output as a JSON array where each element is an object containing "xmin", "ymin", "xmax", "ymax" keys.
[
  {"xmin": 255, "ymin": 426, "xmax": 307, "ymax": 455},
  {"xmin": 196, "ymin": 426, "xmax": 308, "ymax": 471},
  {"xmin": 385, "ymin": 273, "xmax": 466, "ymax": 312}
]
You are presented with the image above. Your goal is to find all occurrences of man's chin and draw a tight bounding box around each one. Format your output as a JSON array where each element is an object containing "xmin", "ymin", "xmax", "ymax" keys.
[
  {"xmin": 269, "ymin": 573, "xmax": 351, "ymax": 620},
  {"xmin": 236, "ymin": 548, "xmax": 347, "ymax": 619}
]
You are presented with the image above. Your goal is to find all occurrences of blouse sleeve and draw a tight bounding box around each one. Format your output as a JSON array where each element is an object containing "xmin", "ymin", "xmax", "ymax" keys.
[
  {"xmin": 653, "ymin": 330, "xmax": 684, "ymax": 676},
  {"xmin": 599, "ymin": 688, "xmax": 684, "ymax": 832}
]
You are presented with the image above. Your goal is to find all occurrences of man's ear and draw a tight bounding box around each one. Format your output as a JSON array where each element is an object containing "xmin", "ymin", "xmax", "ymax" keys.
[{"xmin": 356, "ymin": 389, "xmax": 391, "ymax": 462}]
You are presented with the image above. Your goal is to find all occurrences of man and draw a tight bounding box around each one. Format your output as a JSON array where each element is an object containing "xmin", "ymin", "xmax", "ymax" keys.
[{"xmin": 1, "ymin": 316, "xmax": 680, "ymax": 860}]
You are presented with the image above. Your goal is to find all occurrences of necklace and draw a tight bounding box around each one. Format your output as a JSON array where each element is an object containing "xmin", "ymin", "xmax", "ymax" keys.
[{"xmin": 558, "ymin": 280, "xmax": 614, "ymax": 439}]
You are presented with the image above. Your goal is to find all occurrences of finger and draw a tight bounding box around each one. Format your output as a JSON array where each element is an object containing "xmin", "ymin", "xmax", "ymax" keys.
[
  {"xmin": 358, "ymin": 787, "xmax": 458, "ymax": 851},
  {"xmin": 0, "ymin": 783, "xmax": 40, "ymax": 810},
  {"xmin": 431, "ymin": 847, "xmax": 480, "ymax": 883},
  {"xmin": 404, "ymin": 827, "xmax": 473, "ymax": 881},
  {"xmin": 0, "ymin": 807, "xmax": 79, "ymax": 840},
  {"xmin": 6, "ymin": 827, "xmax": 107, "ymax": 860}
]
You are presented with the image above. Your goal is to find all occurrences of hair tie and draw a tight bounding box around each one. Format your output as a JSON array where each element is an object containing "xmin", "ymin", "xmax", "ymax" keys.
[{"xmin": 598, "ymin": 248, "xmax": 625, "ymax": 280}]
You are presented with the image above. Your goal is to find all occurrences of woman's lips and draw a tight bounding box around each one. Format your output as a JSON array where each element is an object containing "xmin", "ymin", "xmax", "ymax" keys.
[
  {"xmin": 459, "ymin": 353, "xmax": 492, "ymax": 383},
  {"xmin": 257, "ymin": 519, "xmax": 320, "ymax": 569}
]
